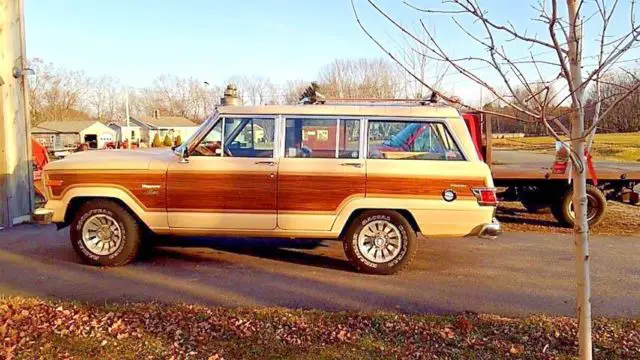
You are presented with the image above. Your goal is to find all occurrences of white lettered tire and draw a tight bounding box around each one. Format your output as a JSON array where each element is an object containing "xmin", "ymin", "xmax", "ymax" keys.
[
  {"xmin": 70, "ymin": 199, "xmax": 141, "ymax": 266},
  {"xmin": 343, "ymin": 210, "xmax": 418, "ymax": 275}
]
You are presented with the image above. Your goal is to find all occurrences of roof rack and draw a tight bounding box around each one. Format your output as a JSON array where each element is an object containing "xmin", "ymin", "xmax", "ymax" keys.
[{"xmin": 301, "ymin": 90, "xmax": 442, "ymax": 107}]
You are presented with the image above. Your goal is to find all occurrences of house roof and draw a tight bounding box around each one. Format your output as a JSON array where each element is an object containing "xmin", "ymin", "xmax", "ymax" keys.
[
  {"xmin": 135, "ymin": 115, "xmax": 198, "ymax": 128},
  {"xmin": 107, "ymin": 121, "xmax": 140, "ymax": 128},
  {"xmin": 31, "ymin": 120, "xmax": 102, "ymax": 134}
]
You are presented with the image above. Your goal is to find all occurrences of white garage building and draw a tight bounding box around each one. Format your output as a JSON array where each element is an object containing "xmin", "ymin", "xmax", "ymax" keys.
[{"xmin": 31, "ymin": 120, "xmax": 117, "ymax": 151}]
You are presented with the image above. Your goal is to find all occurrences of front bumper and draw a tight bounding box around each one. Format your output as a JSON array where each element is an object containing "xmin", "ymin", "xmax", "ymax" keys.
[
  {"xmin": 478, "ymin": 218, "xmax": 501, "ymax": 239},
  {"xmin": 32, "ymin": 208, "xmax": 54, "ymax": 225}
]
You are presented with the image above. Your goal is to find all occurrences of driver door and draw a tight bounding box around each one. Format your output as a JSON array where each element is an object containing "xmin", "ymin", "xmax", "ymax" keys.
[{"xmin": 166, "ymin": 116, "xmax": 278, "ymax": 230}]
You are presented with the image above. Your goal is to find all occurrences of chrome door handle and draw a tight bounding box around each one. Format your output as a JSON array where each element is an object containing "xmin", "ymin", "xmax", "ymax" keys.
[
  {"xmin": 340, "ymin": 162, "xmax": 363, "ymax": 168},
  {"xmin": 255, "ymin": 161, "xmax": 277, "ymax": 166}
]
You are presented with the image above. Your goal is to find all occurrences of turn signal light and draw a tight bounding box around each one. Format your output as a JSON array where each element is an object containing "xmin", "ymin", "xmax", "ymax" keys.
[{"xmin": 472, "ymin": 187, "xmax": 498, "ymax": 206}]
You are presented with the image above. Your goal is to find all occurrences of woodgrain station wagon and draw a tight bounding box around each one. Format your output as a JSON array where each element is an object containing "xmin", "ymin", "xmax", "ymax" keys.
[{"xmin": 35, "ymin": 103, "xmax": 500, "ymax": 274}]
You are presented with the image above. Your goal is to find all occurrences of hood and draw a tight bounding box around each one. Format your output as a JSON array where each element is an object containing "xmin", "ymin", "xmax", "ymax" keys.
[{"xmin": 45, "ymin": 148, "xmax": 175, "ymax": 172}]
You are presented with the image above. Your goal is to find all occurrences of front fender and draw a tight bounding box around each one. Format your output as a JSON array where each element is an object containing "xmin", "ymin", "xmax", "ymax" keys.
[{"xmin": 45, "ymin": 186, "xmax": 168, "ymax": 230}]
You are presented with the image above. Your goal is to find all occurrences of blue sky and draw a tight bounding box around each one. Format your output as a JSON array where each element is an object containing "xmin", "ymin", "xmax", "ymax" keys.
[
  {"xmin": 25, "ymin": 0, "xmax": 638, "ymax": 100},
  {"xmin": 25, "ymin": 1, "xmax": 388, "ymax": 86}
]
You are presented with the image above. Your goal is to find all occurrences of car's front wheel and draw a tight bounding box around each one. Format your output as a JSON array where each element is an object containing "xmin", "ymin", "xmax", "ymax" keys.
[
  {"xmin": 70, "ymin": 199, "xmax": 141, "ymax": 266},
  {"xmin": 343, "ymin": 210, "xmax": 418, "ymax": 275}
]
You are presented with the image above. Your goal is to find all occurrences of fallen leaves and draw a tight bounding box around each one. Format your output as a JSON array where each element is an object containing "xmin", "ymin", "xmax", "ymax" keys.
[{"xmin": 0, "ymin": 296, "xmax": 638, "ymax": 359}]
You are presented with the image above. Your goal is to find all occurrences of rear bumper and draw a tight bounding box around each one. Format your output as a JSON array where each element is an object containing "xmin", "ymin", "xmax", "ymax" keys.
[
  {"xmin": 478, "ymin": 218, "xmax": 501, "ymax": 239},
  {"xmin": 32, "ymin": 208, "xmax": 54, "ymax": 225}
]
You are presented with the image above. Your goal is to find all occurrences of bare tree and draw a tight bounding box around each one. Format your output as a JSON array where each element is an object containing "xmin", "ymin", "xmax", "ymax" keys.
[
  {"xmin": 87, "ymin": 76, "xmax": 123, "ymax": 121},
  {"xmin": 281, "ymin": 79, "xmax": 309, "ymax": 104},
  {"xmin": 587, "ymin": 70, "xmax": 640, "ymax": 132},
  {"xmin": 318, "ymin": 58, "xmax": 401, "ymax": 98},
  {"xmin": 351, "ymin": 0, "xmax": 640, "ymax": 358},
  {"xmin": 228, "ymin": 75, "xmax": 279, "ymax": 105},
  {"xmin": 28, "ymin": 58, "xmax": 92, "ymax": 124}
]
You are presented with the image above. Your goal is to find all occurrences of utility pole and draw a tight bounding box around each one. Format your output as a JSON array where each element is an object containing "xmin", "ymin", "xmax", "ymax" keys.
[
  {"xmin": 0, "ymin": 0, "xmax": 33, "ymax": 228},
  {"xmin": 125, "ymin": 89, "xmax": 131, "ymax": 149}
]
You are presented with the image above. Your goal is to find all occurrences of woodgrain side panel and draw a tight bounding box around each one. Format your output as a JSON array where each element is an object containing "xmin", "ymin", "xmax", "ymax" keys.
[
  {"xmin": 278, "ymin": 174, "xmax": 365, "ymax": 213},
  {"xmin": 166, "ymin": 171, "xmax": 276, "ymax": 212},
  {"xmin": 46, "ymin": 171, "xmax": 167, "ymax": 210},
  {"xmin": 366, "ymin": 176, "xmax": 485, "ymax": 200}
]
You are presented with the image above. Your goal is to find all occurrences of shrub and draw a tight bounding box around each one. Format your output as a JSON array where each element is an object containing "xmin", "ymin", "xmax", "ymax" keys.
[
  {"xmin": 151, "ymin": 133, "xmax": 162, "ymax": 147},
  {"xmin": 163, "ymin": 134, "xmax": 173, "ymax": 147}
]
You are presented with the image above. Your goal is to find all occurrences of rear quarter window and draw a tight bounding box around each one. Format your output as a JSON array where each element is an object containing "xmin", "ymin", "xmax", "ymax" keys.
[{"xmin": 367, "ymin": 120, "xmax": 465, "ymax": 161}]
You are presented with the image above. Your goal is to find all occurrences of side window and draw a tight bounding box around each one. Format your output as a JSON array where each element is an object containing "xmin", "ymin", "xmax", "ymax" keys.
[
  {"xmin": 191, "ymin": 119, "xmax": 223, "ymax": 157},
  {"xmin": 285, "ymin": 118, "xmax": 337, "ymax": 158},
  {"xmin": 368, "ymin": 120, "xmax": 464, "ymax": 160},
  {"xmin": 223, "ymin": 117, "xmax": 275, "ymax": 158}
]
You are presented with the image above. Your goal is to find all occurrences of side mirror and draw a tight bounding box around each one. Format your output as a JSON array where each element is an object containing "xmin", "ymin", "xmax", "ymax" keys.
[{"xmin": 179, "ymin": 146, "xmax": 189, "ymax": 164}]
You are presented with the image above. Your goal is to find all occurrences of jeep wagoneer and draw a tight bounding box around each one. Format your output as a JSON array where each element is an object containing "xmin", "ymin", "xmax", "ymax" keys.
[{"xmin": 36, "ymin": 103, "xmax": 500, "ymax": 274}]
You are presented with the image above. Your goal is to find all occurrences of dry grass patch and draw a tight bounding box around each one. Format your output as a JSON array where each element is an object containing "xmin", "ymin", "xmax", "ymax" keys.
[
  {"xmin": 493, "ymin": 132, "xmax": 640, "ymax": 162},
  {"xmin": 1, "ymin": 297, "xmax": 639, "ymax": 359}
]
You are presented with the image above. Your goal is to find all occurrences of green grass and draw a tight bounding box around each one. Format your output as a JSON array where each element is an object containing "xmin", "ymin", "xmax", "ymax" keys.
[{"xmin": 493, "ymin": 132, "xmax": 640, "ymax": 162}]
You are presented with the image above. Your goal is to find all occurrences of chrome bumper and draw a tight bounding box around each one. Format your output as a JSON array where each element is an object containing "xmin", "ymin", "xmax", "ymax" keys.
[
  {"xmin": 32, "ymin": 208, "xmax": 54, "ymax": 225},
  {"xmin": 479, "ymin": 218, "xmax": 501, "ymax": 239}
]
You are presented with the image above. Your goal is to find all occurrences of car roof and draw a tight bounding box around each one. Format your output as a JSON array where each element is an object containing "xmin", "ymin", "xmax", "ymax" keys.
[{"xmin": 217, "ymin": 104, "xmax": 460, "ymax": 118}]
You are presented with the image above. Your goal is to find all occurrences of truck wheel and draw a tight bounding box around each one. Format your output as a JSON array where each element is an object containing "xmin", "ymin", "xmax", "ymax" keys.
[
  {"xmin": 551, "ymin": 184, "xmax": 607, "ymax": 228},
  {"xmin": 70, "ymin": 199, "xmax": 141, "ymax": 266},
  {"xmin": 343, "ymin": 210, "xmax": 417, "ymax": 275}
]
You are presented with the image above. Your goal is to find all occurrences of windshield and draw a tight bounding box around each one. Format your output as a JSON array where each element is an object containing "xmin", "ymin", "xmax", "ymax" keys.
[{"xmin": 174, "ymin": 113, "xmax": 218, "ymax": 155}]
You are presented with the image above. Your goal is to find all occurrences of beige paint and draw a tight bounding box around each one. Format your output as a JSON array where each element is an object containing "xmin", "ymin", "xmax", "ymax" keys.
[
  {"xmin": 41, "ymin": 104, "xmax": 496, "ymax": 238},
  {"xmin": 219, "ymin": 104, "xmax": 461, "ymax": 118}
]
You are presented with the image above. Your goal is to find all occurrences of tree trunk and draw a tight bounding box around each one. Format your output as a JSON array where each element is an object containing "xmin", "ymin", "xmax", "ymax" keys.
[{"xmin": 567, "ymin": 1, "xmax": 592, "ymax": 359}]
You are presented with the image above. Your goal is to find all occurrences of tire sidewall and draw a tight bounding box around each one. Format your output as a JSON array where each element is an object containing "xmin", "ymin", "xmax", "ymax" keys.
[
  {"xmin": 561, "ymin": 186, "xmax": 606, "ymax": 227},
  {"xmin": 345, "ymin": 212, "xmax": 416, "ymax": 274},
  {"xmin": 70, "ymin": 202, "xmax": 138, "ymax": 266}
]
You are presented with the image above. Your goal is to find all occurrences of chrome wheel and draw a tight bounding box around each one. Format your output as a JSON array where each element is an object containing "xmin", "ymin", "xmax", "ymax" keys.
[
  {"xmin": 357, "ymin": 220, "xmax": 402, "ymax": 263},
  {"xmin": 568, "ymin": 193, "xmax": 599, "ymax": 221},
  {"xmin": 81, "ymin": 214, "xmax": 122, "ymax": 256}
]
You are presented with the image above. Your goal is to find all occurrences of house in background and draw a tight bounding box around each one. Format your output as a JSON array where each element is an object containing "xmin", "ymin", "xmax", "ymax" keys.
[
  {"xmin": 107, "ymin": 122, "xmax": 141, "ymax": 144},
  {"xmin": 108, "ymin": 111, "xmax": 199, "ymax": 145},
  {"xmin": 32, "ymin": 120, "xmax": 116, "ymax": 150}
]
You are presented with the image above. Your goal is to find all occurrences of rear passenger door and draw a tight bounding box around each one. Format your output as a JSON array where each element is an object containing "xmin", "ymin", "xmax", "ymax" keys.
[{"xmin": 277, "ymin": 116, "xmax": 365, "ymax": 231}]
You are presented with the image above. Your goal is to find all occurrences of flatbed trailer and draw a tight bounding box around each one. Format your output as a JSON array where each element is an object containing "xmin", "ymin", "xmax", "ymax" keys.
[{"xmin": 462, "ymin": 112, "xmax": 640, "ymax": 227}]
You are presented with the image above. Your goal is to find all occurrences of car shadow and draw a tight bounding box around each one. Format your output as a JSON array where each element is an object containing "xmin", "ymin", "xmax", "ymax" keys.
[
  {"xmin": 148, "ymin": 236, "xmax": 356, "ymax": 273},
  {"xmin": 496, "ymin": 213, "xmax": 563, "ymax": 228}
]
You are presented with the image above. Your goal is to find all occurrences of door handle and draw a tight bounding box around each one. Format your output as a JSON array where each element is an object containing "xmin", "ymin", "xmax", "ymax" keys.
[
  {"xmin": 340, "ymin": 162, "xmax": 363, "ymax": 168},
  {"xmin": 255, "ymin": 161, "xmax": 277, "ymax": 166}
]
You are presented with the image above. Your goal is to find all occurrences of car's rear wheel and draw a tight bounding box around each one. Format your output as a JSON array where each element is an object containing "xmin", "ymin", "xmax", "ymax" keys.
[
  {"xmin": 343, "ymin": 210, "xmax": 417, "ymax": 275},
  {"xmin": 70, "ymin": 199, "xmax": 141, "ymax": 266}
]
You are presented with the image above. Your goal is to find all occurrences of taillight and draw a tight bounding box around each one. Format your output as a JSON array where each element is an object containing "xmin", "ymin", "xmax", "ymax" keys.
[{"xmin": 472, "ymin": 187, "xmax": 498, "ymax": 206}]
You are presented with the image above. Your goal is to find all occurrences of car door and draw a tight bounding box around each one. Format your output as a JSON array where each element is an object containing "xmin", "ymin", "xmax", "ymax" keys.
[
  {"xmin": 277, "ymin": 116, "xmax": 366, "ymax": 231},
  {"xmin": 166, "ymin": 116, "xmax": 278, "ymax": 230}
]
